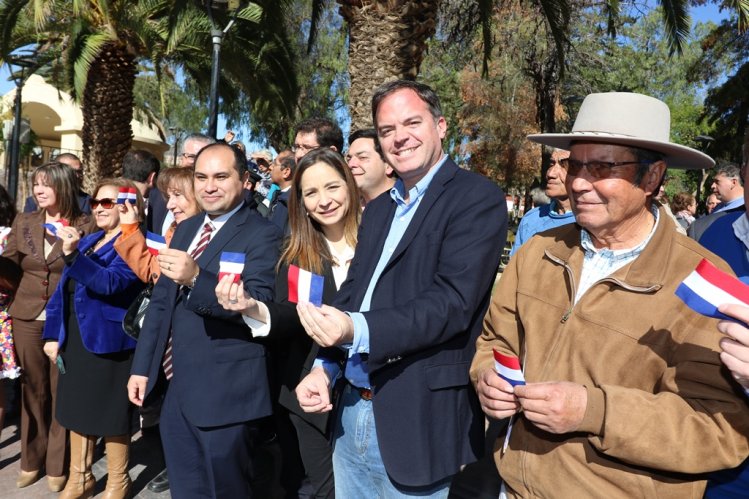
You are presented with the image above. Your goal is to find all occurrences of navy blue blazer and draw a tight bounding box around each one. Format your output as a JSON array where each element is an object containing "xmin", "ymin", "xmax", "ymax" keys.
[
  {"xmin": 130, "ymin": 203, "xmax": 282, "ymax": 428},
  {"xmin": 146, "ymin": 188, "xmax": 168, "ymax": 234},
  {"xmin": 268, "ymin": 189, "xmax": 290, "ymax": 236},
  {"xmin": 334, "ymin": 158, "xmax": 507, "ymax": 487},
  {"xmin": 43, "ymin": 231, "xmax": 144, "ymax": 353}
]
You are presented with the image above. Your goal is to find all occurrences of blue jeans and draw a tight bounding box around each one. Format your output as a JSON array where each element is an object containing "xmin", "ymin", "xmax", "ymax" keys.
[{"xmin": 333, "ymin": 384, "xmax": 451, "ymax": 498}]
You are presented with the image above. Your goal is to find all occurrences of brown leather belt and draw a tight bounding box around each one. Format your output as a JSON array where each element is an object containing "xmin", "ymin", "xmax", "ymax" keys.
[{"xmin": 356, "ymin": 387, "xmax": 373, "ymax": 401}]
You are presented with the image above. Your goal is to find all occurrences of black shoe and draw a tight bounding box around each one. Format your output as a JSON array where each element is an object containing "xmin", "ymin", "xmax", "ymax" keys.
[{"xmin": 147, "ymin": 469, "xmax": 169, "ymax": 493}]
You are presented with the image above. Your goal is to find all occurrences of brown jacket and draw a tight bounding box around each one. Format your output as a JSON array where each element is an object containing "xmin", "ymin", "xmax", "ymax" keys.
[
  {"xmin": 113, "ymin": 222, "xmax": 175, "ymax": 283},
  {"xmin": 471, "ymin": 208, "xmax": 749, "ymax": 498},
  {"xmin": 2, "ymin": 210, "xmax": 91, "ymax": 320}
]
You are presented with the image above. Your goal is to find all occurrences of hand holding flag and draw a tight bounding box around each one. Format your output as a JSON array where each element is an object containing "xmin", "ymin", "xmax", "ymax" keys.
[{"xmin": 43, "ymin": 218, "xmax": 69, "ymax": 237}]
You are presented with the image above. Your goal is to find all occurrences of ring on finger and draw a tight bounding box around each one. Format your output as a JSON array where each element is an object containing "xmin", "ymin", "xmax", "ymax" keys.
[{"xmin": 229, "ymin": 299, "xmax": 239, "ymax": 304}]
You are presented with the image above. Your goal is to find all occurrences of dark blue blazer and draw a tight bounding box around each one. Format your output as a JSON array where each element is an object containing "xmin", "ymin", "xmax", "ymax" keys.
[
  {"xmin": 334, "ymin": 158, "xmax": 507, "ymax": 487},
  {"xmin": 269, "ymin": 189, "xmax": 290, "ymax": 236},
  {"xmin": 146, "ymin": 188, "xmax": 168, "ymax": 234},
  {"xmin": 42, "ymin": 231, "xmax": 144, "ymax": 353},
  {"xmin": 130, "ymin": 203, "xmax": 282, "ymax": 427}
]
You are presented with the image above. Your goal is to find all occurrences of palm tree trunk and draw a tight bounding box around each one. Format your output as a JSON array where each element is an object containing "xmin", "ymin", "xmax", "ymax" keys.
[
  {"xmin": 339, "ymin": 0, "xmax": 439, "ymax": 130},
  {"xmin": 81, "ymin": 42, "xmax": 136, "ymax": 193}
]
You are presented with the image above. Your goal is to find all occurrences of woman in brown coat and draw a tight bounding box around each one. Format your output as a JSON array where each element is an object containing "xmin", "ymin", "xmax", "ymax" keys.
[{"xmin": 1, "ymin": 162, "xmax": 90, "ymax": 491}]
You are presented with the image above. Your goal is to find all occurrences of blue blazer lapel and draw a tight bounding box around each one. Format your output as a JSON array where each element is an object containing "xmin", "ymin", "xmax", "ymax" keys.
[{"xmin": 385, "ymin": 159, "xmax": 457, "ymax": 267}]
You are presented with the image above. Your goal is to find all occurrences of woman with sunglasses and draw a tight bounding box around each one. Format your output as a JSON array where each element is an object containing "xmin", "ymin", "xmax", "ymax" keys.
[
  {"xmin": 1, "ymin": 162, "xmax": 90, "ymax": 492},
  {"xmin": 216, "ymin": 148, "xmax": 361, "ymax": 498},
  {"xmin": 42, "ymin": 178, "xmax": 145, "ymax": 499}
]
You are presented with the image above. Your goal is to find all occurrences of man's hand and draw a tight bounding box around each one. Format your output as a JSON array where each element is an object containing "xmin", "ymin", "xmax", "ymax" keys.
[
  {"xmin": 158, "ymin": 248, "xmax": 198, "ymax": 286},
  {"xmin": 127, "ymin": 375, "xmax": 149, "ymax": 407},
  {"xmin": 215, "ymin": 274, "xmax": 263, "ymax": 320},
  {"xmin": 514, "ymin": 382, "xmax": 588, "ymax": 434},
  {"xmin": 476, "ymin": 367, "xmax": 521, "ymax": 419},
  {"xmin": 718, "ymin": 303, "xmax": 749, "ymax": 389},
  {"xmin": 43, "ymin": 341, "xmax": 59, "ymax": 362},
  {"xmin": 297, "ymin": 302, "xmax": 354, "ymax": 347},
  {"xmin": 296, "ymin": 366, "xmax": 333, "ymax": 413}
]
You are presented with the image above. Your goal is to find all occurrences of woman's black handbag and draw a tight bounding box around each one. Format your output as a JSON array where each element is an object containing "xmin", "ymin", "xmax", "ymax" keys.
[{"xmin": 122, "ymin": 281, "xmax": 154, "ymax": 340}]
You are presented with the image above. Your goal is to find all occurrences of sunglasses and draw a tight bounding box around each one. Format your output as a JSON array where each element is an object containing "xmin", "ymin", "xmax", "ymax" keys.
[
  {"xmin": 90, "ymin": 198, "xmax": 116, "ymax": 209},
  {"xmin": 565, "ymin": 159, "xmax": 654, "ymax": 179}
]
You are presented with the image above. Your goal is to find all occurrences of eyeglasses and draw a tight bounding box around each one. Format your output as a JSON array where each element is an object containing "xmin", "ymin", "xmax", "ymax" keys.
[
  {"xmin": 90, "ymin": 198, "xmax": 116, "ymax": 209},
  {"xmin": 566, "ymin": 159, "xmax": 653, "ymax": 179},
  {"xmin": 181, "ymin": 152, "xmax": 197, "ymax": 160},
  {"xmin": 291, "ymin": 143, "xmax": 319, "ymax": 154}
]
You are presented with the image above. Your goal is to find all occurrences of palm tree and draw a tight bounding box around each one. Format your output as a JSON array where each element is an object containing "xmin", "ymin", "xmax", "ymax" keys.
[
  {"xmin": 0, "ymin": 0, "xmax": 298, "ymax": 192},
  {"xmin": 311, "ymin": 0, "xmax": 708, "ymax": 130}
]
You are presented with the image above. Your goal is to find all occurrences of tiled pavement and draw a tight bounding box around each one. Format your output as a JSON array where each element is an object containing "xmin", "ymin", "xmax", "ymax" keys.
[{"xmin": 0, "ymin": 381, "xmax": 170, "ymax": 498}]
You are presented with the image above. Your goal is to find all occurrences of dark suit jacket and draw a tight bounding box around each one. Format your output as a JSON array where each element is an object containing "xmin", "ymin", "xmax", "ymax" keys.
[
  {"xmin": 1, "ymin": 211, "xmax": 91, "ymax": 320},
  {"xmin": 42, "ymin": 232, "xmax": 143, "ymax": 353},
  {"xmin": 146, "ymin": 188, "xmax": 168, "ymax": 234},
  {"xmin": 265, "ymin": 262, "xmax": 340, "ymax": 433},
  {"xmin": 334, "ymin": 158, "xmax": 507, "ymax": 487},
  {"xmin": 130, "ymin": 203, "xmax": 282, "ymax": 427},
  {"xmin": 688, "ymin": 205, "xmax": 744, "ymax": 241},
  {"xmin": 268, "ymin": 189, "xmax": 290, "ymax": 236}
]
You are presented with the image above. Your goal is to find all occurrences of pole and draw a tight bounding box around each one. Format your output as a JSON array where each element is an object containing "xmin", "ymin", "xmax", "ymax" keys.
[
  {"xmin": 173, "ymin": 135, "xmax": 179, "ymax": 167},
  {"xmin": 207, "ymin": 29, "xmax": 223, "ymax": 140},
  {"xmin": 8, "ymin": 82, "xmax": 24, "ymax": 200}
]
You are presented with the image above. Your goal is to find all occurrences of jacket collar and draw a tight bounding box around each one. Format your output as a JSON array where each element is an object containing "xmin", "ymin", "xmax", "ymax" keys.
[{"xmin": 545, "ymin": 205, "xmax": 672, "ymax": 290}]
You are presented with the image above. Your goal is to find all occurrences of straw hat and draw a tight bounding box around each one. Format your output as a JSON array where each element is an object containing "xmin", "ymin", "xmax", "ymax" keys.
[{"xmin": 527, "ymin": 92, "xmax": 714, "ymax": 170}]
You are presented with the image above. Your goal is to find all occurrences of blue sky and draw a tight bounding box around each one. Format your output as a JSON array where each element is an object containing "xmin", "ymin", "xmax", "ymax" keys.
[{"xmin": 0, "ymin": 3, "xmax": 731, "ymax": 152}]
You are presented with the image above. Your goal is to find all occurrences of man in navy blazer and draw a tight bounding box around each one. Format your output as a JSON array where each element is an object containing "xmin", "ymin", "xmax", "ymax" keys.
[
  {"xmin": 296, "ymin": 80, "xmax": 508, "ymax": 497},
  {"xmin": 127, "ymin": 143, "xmax": 281, "ymax": 499}
]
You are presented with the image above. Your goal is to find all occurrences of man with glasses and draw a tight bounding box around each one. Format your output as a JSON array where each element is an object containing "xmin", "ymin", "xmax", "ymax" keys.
[
  {"xmin": 292, "ymin": 117, "xmax": 343, "ymax": 164},
  {"xmin": 179, "ymin": 133, "xmax": 216, "ymax": 168},
  {"xmin": 471, "ymin": 92, "xmax": 749, "ymax": 497},
  {"xmin": 510, "ymin": 148, "xmax": 574, "ymax": 255}
]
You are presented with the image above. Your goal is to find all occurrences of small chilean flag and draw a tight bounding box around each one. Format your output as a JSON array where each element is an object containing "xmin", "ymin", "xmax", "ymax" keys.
[
  {"xmin": 126, "ymin": 187, "xmax": 137, "ymax": 204},
  {"xmin": 675, "ymin": 258, "xmax": 749, "ymax": 321},
  {"xmin": 287, "ymin": 265, "xmax": 324, "ymax": 306},
  {"xmin": 117, "ymin": 187, "xmax": 129, "ymax": 204},
  {"xmin": 219, "ymin": 252, "xmax": 245, "ymax": 284},
  {"xmin": 493, "ymin": 349, "xmax": 525, "ymax": 386},
  {"xmin": 43, "ymin": 218, "xmax": 69, "ymax": 237},
  {"xmin": 145, "ymin": 231, "xmax": 167, "ymax": 255}
]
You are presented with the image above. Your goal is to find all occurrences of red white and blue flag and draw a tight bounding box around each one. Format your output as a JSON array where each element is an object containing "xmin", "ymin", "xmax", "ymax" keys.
[
  {"xmin": 145, "ymin": 231, "xmax": 167, "ymax": 255},
  {"xmin": 219, "ymin": 252, "xmax": 245, "ymax": 284},
  {"xmin": 126, "ymin": 187, "xmax": 137, "ymax": 204},
  {"xmin": 675, "ymin": 258, "xmax": 749, "ymax": 321},
  {"xmin": 43, "ymin": 218, "xmax": 69, "ymax": 237},
  {"xmin": 287, "ymin": 265, "xmax": 324, "ymax": 306},
  {"xmin": 493, "ymin": 349, "xmax": 525, "ymax": 386},
  {"xmin": 117, "ymin": 187, "xmax": 129, "ymax": 204}
]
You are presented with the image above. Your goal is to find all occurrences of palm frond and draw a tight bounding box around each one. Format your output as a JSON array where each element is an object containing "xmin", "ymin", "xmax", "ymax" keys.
[
  {"xmin": 71, "ymin": 31, "xmax": 113, "ymax": 99},
  {"xmin": 658, "ymin": 0, "xmax": 690, "ymax": 54}
]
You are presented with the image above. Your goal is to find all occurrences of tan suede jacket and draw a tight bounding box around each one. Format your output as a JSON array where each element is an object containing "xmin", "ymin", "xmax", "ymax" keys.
[{"xmin": 471, "ymin": 207, "xmax": 749, "ymax": 498}]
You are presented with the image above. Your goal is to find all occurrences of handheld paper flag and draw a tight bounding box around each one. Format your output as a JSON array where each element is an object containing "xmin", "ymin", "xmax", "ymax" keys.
[
  {"xmin": 675, "ymin": 258, "xmax": 749, "ymax": 321},
  {"xmin": 493, "ymin": 349, "xmax": 525, "ymax": 386},
  {"xmin": 219, "ymin": 252, "xmax": 245, "ymax": 284},
  {"xmin": 127, "ymin": 187, "xmax": 138, "ymax": 204},
  {"xmin": 287, "ymin": 265, "xmax": 324, "ymax": 306},
  {"xmin": 43, "ymin": 218, "xmax": 70, "ymax": 237},
  {"xmin": 117, "ymin": 187, "xmax": 129, "ymax": 204},
  {"xmin": 145, "ymin": 232, "xmax": 167, "ymax": 255}
]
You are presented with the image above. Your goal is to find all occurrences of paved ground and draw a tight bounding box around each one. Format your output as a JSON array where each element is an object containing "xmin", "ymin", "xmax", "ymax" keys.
[{"xmin": 0, "ymin": 381, "xmax": 170, "ymax": 498}]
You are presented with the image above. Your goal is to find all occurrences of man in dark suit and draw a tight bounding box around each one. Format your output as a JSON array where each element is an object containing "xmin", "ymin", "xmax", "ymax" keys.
[
  {"xmin": 127, "ymin": 143, "xmax": 281, "ymax": 499},
  {"xmin": 296, "ymin": 80, "xmax": 508, "ymax": 496},
  {"xmin": 266, "ymin": 150, "xmax": 295, "ymax": 235}
]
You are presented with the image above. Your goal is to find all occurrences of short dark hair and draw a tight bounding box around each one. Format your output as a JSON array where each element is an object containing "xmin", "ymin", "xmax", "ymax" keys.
[
  {"xmin": 122, "ymin": 150, "xmax": 160, "ymax": 183},
  {"xmin": 371, "ymin": 80, "xmax": 442, "ymax": 128},
  {"xmin": 277, "ymin": 150, "xmax": 296, "ymax": 173},
  {"xmin": 194, "ymin": 142, "xmax": 248, "ymax": 178},
  {"xmin": 349, "ymin": 128, "xmax": 385, "ymax": 161},
  {"xmin": 52, "ymin": 152, "xmax": 81, "ymax": 166},
  {"xmin": 295, "ymin": 118, "xmax": 343, "ymax": 152}
]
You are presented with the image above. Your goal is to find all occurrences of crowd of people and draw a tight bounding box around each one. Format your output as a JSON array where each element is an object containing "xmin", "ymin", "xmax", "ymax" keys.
[{"xmin": 0, "ymin": 80, "xmax": 749, "ymax": 499}]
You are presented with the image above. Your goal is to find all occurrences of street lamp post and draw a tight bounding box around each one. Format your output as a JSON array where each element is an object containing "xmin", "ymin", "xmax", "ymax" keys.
[
  {"xmin": 205, "ymin": 1, "xmax": 242, "ymax": 140},
  {"xmin": 169, "ymin": 127, "xmax": 181, "ymax": 167},
  {"xmin": 5, "ymin": 54, "xmax": 38, "ymax": 201}
]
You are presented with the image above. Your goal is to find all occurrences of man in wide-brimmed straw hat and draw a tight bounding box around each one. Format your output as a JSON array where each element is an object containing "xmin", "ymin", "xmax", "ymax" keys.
[{"xmin": 470, "ymin": 92, "xmax": 749, "ymax": 498}]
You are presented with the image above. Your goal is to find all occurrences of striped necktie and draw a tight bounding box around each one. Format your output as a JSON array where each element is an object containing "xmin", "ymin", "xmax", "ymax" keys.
[{"xmin": 163, "ymin": 222, "xmax": 214, "ymax": 380}]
